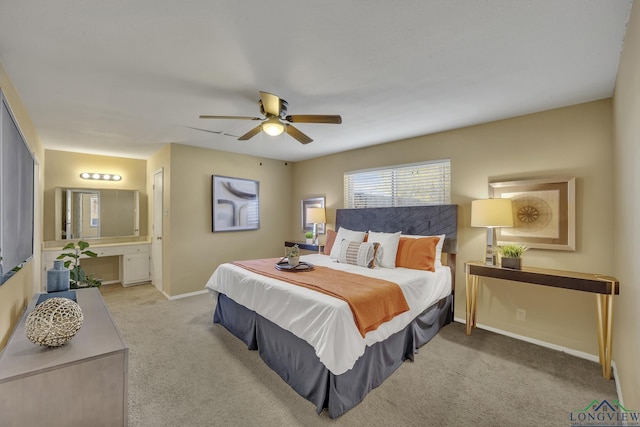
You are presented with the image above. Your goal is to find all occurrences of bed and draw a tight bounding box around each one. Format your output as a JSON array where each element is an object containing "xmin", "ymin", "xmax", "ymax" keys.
[{"xmin": 205, "ymin": 205, "xmax": 458, "ymax": 418}]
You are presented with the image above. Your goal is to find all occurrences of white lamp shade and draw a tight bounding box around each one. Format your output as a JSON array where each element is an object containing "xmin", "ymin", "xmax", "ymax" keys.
[
  {"xmin": 262, "ymin": 117, "xmax": 285, "ymax": 136},
  {"xmin": 306, "ymin": 207, "xmax": 326, "ymax": 224},
  {"xmin": 471, "ymin": 198, "xmax": 514, "ymax": 228}
]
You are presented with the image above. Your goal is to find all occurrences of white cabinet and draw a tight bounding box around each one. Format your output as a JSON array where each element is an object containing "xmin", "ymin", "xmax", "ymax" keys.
[
  {"xmin": 123, "ymin": 245, "xmax": 150, "ymax": 285},
  {"xmin": 42, "ymin": 242, "xmax": 151, "ymax": 289},
  {"xmin": 93, "ymin": 246, "xmax": 123, "ymax": 258}
]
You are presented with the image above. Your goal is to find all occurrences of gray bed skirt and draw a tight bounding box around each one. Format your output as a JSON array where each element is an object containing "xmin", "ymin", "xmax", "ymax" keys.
[{"xmin": 213, "ymin": 292, "xmax": 453, "ymax": 418}]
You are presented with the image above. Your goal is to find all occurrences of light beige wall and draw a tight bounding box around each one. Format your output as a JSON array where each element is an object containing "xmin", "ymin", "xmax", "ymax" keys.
[
  {"xmin": 0, "ymin": 63, "xmax": 45, "ymax": 349},
  {"xmin": 43, "ymin": 150, "xmax": 148, "ymax": 241},
  {"xmin": 162, "ymin": 144, "xmax": 293, "ymax": 297},
  {"xmin": 612, "ymin": 2, "xmax": 640, "ymax": 409},
  {"xmin": 292, "ymin": 100, "xmax": 614, "ymax": 357}
]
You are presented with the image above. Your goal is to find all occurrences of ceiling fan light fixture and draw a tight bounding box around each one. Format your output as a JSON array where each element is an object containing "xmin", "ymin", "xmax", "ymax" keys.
[
  {"xmin": 199, "ymin": 91, "xmax": 340, "ymax": 144},
  {"xmin": 262, "ymin": 117, "xmax": 285, "ymax": 136}
]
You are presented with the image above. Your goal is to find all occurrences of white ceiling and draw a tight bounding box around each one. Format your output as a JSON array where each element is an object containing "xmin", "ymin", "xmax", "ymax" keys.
[{"xmin": 0, "ymin": 1, "xmax": 633, "ymax": 162}]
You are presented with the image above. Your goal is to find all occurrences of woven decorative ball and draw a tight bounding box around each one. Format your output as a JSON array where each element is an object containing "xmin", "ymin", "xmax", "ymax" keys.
[{"xmin": 25, "ymin": 298, "xmax": 84, "ymax": 347}]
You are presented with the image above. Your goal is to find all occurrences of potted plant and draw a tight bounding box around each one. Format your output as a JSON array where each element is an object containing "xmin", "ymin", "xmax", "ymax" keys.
[
  {"xmin": 305, "ymin": 231, "xmax": 314, "ymax": 244},
  {"xmin": 498, "ymin": 244, "xmax": 528, "ymax": 270},
  {"xmin": 57, "ymin": 240, "xmax": 102, "ymax": 288},
  {"xmin": 287, "ymin": 244, "xmax": 301, "ymax": 267}
]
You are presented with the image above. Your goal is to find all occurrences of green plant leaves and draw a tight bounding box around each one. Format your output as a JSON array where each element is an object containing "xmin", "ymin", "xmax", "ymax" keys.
[
  {"xmin": 54, "ymin": 241, "xmax": 102, "ymax": 288},
  {"xmin": 497, "ymin": 244, "xmax": 528, "ymax": 258}
]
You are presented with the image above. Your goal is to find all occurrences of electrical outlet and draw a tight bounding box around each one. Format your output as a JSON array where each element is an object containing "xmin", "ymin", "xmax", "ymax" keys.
[{"xmin": 516, "ymin": 308, "xmax": 526, "ymax": 321}]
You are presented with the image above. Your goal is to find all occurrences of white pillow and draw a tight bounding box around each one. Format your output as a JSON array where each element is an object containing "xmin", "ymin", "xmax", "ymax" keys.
[
  {"xmin": 402, "ymin": 234, "xmax": 446, "ymax": 266},
  {"xmin": 367, "ymin": 231, "xmax": 401, "ymax": 268},
  {"xmin": 337, "ymin": 240, "xmax": 379, "ymax": 268},
  {"xmin": 329, "ymin": 227, "xmax": 367, "ymax": 259}
]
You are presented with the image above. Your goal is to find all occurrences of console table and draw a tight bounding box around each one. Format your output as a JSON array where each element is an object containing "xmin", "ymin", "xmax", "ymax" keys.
[
  {"xmin": 0, "ymin": 288, "xmax": 128, "ymax": 426},
  {"xmin": 465, "ymin": 261, "xmax": 619, "ymax": 379}
]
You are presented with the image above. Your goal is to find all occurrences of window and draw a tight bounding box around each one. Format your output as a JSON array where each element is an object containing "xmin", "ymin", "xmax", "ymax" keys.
[
  {"xmin": 1, "ymin": 90, "xmax": 35, "ymax": 285},
  {"xmin": 344, "ymin": 159, "xmax": 451, "ymax": 208}
]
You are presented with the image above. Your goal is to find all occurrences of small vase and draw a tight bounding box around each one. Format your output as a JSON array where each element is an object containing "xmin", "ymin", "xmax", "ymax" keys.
[
  {"xmin": 47, "ymin": 260, "xmax": 70, "ymax": 292},
  {"xmin": 288, "ymin": 256, "xmax": 300, "ymax": 267},
  {"xmin": 501, "ymin": 257, "xmax": 521, "ymax": 270},
  {"xmin": 306, "ymin": 238, "xmax": 313, "ymax": 244}
]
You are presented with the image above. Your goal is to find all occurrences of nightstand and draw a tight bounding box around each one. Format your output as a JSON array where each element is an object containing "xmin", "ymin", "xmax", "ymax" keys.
[{"xmin": 285, "ymin": 240, "xmax": 324, "ymax": 254}]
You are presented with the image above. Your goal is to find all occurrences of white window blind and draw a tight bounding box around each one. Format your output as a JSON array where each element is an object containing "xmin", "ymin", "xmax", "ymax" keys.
[{"xmin": 344, "ymin": 160, "xmax": 451, "ymax": 208}]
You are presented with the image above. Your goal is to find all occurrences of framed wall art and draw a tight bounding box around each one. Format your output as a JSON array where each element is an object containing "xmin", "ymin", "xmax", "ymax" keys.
[
  {"xmin": 212, "ymin": 175, "xmax": 260, "ymax": 232},
  {"xmin": 489, "ymin": 177, "xmax": 575, "ymax": 251},
  {"xmin": 301, "ymin": 196, "xmax": 325, "ymax": 233}
]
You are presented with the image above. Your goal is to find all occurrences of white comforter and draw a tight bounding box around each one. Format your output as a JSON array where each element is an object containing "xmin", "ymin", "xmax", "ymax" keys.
[{"xmin": 205, "ymin": 253, "xmax": 451, "ymax": 375}]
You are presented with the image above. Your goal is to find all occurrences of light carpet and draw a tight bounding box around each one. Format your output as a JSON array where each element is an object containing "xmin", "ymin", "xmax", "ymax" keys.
[{"xmin": 99, "ymin": 283, "xmax": 617, "ymax": 427}]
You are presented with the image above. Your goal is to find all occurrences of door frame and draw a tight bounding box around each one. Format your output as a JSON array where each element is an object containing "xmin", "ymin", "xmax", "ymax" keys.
[{"xmin": 152, "ymin": 168, "xmax": 164, "ymax": 292}]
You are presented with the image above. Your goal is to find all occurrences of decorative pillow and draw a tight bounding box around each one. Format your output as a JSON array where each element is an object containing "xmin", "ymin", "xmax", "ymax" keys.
[
  {"xmin": 329, "ymin": 227, "xmax": 367, "ymax": 259},
  {"xmin": 337, "ymin": 240, "xmax": 380, "ymax": 268},
  {"xmin": 367, "ymin": 231, "xmax": 401, "ymax": 268},
  {"xmin": 434, "ymin": 234, "xmax": 445, "ymax": 266},
  {"xmin": 323, "ymin": 229, "xmax": 337, "ymax": 255},
  {"xmin": 401, "ymin": 234, "xmax": 446, "ymax": 266},
  {"xmin": 395, "ymin": 236, "xmax": 440, "ymax": 271}
]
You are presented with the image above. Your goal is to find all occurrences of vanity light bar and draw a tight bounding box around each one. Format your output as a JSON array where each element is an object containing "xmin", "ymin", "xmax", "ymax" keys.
[{"xmin": 80, "ymin": 172, "xmax": 122, "ymax": 181}]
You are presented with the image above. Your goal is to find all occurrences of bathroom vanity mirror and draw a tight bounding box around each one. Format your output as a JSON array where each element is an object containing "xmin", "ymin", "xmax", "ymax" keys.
[{"xmin": 54, "ymin": 187, "xmax": 140, "ymax": 240}]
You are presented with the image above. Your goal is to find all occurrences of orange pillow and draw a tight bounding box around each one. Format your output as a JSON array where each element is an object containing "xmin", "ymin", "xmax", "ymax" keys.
[
  {"xmin": 395, "ymin": 236, "xmax": 439, "ymax": 271},
  {"xmin": 323, "ymin": 229, "xmax": 337, "ymax": 255}
]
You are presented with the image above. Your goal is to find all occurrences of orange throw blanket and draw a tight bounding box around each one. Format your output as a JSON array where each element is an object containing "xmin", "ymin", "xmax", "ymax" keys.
[{"xmin": 232, "ymin": 258, "xmax": 410, "ymax": 337}]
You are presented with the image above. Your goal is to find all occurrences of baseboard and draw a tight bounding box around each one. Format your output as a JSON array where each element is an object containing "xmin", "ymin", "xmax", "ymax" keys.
[
  {"xmin": 612, "ymin": 361, "xmax": 625, "ymax": 407},
  {"xmin": 453, "ymin": 317, "xmax": 598, "ymax": 362},
  {"xmin": 122, "ymin": 281, "xmax": 151, "ymax": 288},
  {"xmin": 452, "ymin": 317, "xmax": 624, "ymax": 404},
  {"xmin": 166, "ymin": 289, "xmax": 209, "ymax": 300}
]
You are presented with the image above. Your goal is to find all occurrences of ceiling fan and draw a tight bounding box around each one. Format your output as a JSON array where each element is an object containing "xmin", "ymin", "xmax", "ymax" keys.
[{"xmin": 199, "ymin": 91, "xmax": 342, "ymax": 144}]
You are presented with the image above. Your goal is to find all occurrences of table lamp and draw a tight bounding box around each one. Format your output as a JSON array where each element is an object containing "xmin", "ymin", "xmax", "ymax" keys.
[
  {"xmin": 471, "ymin": 198, "xmax": 514, "ymax": 265},
  {"xmin": 306, "ymin": 207, "xmax": 326, "ymax": 246}
]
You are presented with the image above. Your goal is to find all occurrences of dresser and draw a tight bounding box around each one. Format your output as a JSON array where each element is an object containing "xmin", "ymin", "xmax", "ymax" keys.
[{"xmin": 0, "ymin": 288, "xmax": 129, "ymax": 426}]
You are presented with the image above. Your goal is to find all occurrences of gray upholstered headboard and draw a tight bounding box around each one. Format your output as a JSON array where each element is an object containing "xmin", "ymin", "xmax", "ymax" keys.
[{"xmin": 335, "ymin": 205, "xmax": 458, "ymax": 254}]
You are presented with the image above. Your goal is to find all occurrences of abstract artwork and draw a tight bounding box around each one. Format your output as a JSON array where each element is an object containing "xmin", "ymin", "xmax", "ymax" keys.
[
  {"xmin": 212, "ymin": 175, "xmax": 260, "ymax": 232},
  {"xmin": 490, "ymin": 177, "xmax": 575, "ymax": 251}
]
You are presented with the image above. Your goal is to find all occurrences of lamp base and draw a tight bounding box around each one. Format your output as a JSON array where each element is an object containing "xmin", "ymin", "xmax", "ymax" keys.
[
  {"xmin": 484, "ymin": 228, "xmax": 497, "ymax": 266},
  {"xmin": 484, "ymin": 248, "xmax": 495, "ymax": 266}
]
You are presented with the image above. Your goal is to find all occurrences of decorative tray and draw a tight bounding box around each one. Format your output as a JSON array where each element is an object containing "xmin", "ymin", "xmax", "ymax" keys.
[{"xmin": 275, "ymin": 260, "xmax": 315, "ymax": 272}]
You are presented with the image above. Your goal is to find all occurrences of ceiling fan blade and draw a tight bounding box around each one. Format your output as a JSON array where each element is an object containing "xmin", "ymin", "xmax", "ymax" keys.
[
  {"xmin": 259, "ymin": 91, "xmax": 281, "ymax": 117},
  {"xmin": 199, "ymin": 115, "xmax": 261, "ymax": 120},
  {"xmin": 186, "ymin": 127, "xmax": 239, "ymax": 138},
  {"xmin": 285, "ymin": 124, "xmax": 313, "ymax": 144},
  {"xmin": 238, "ymin": 124, "xmax": 264, "ymax": 141},
  {"xmin": 187, "ymin": 126, "xmax": 223, "ymax": 134},
  {"xmin": 285, "ymin": 115, "xmax": 342, "ymax": 124}
]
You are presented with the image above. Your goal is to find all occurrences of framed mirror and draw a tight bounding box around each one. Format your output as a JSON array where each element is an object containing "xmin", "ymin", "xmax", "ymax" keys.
[{"xmin": 54, "ymin": 187, "xmax": 140, "ymax": 240}]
